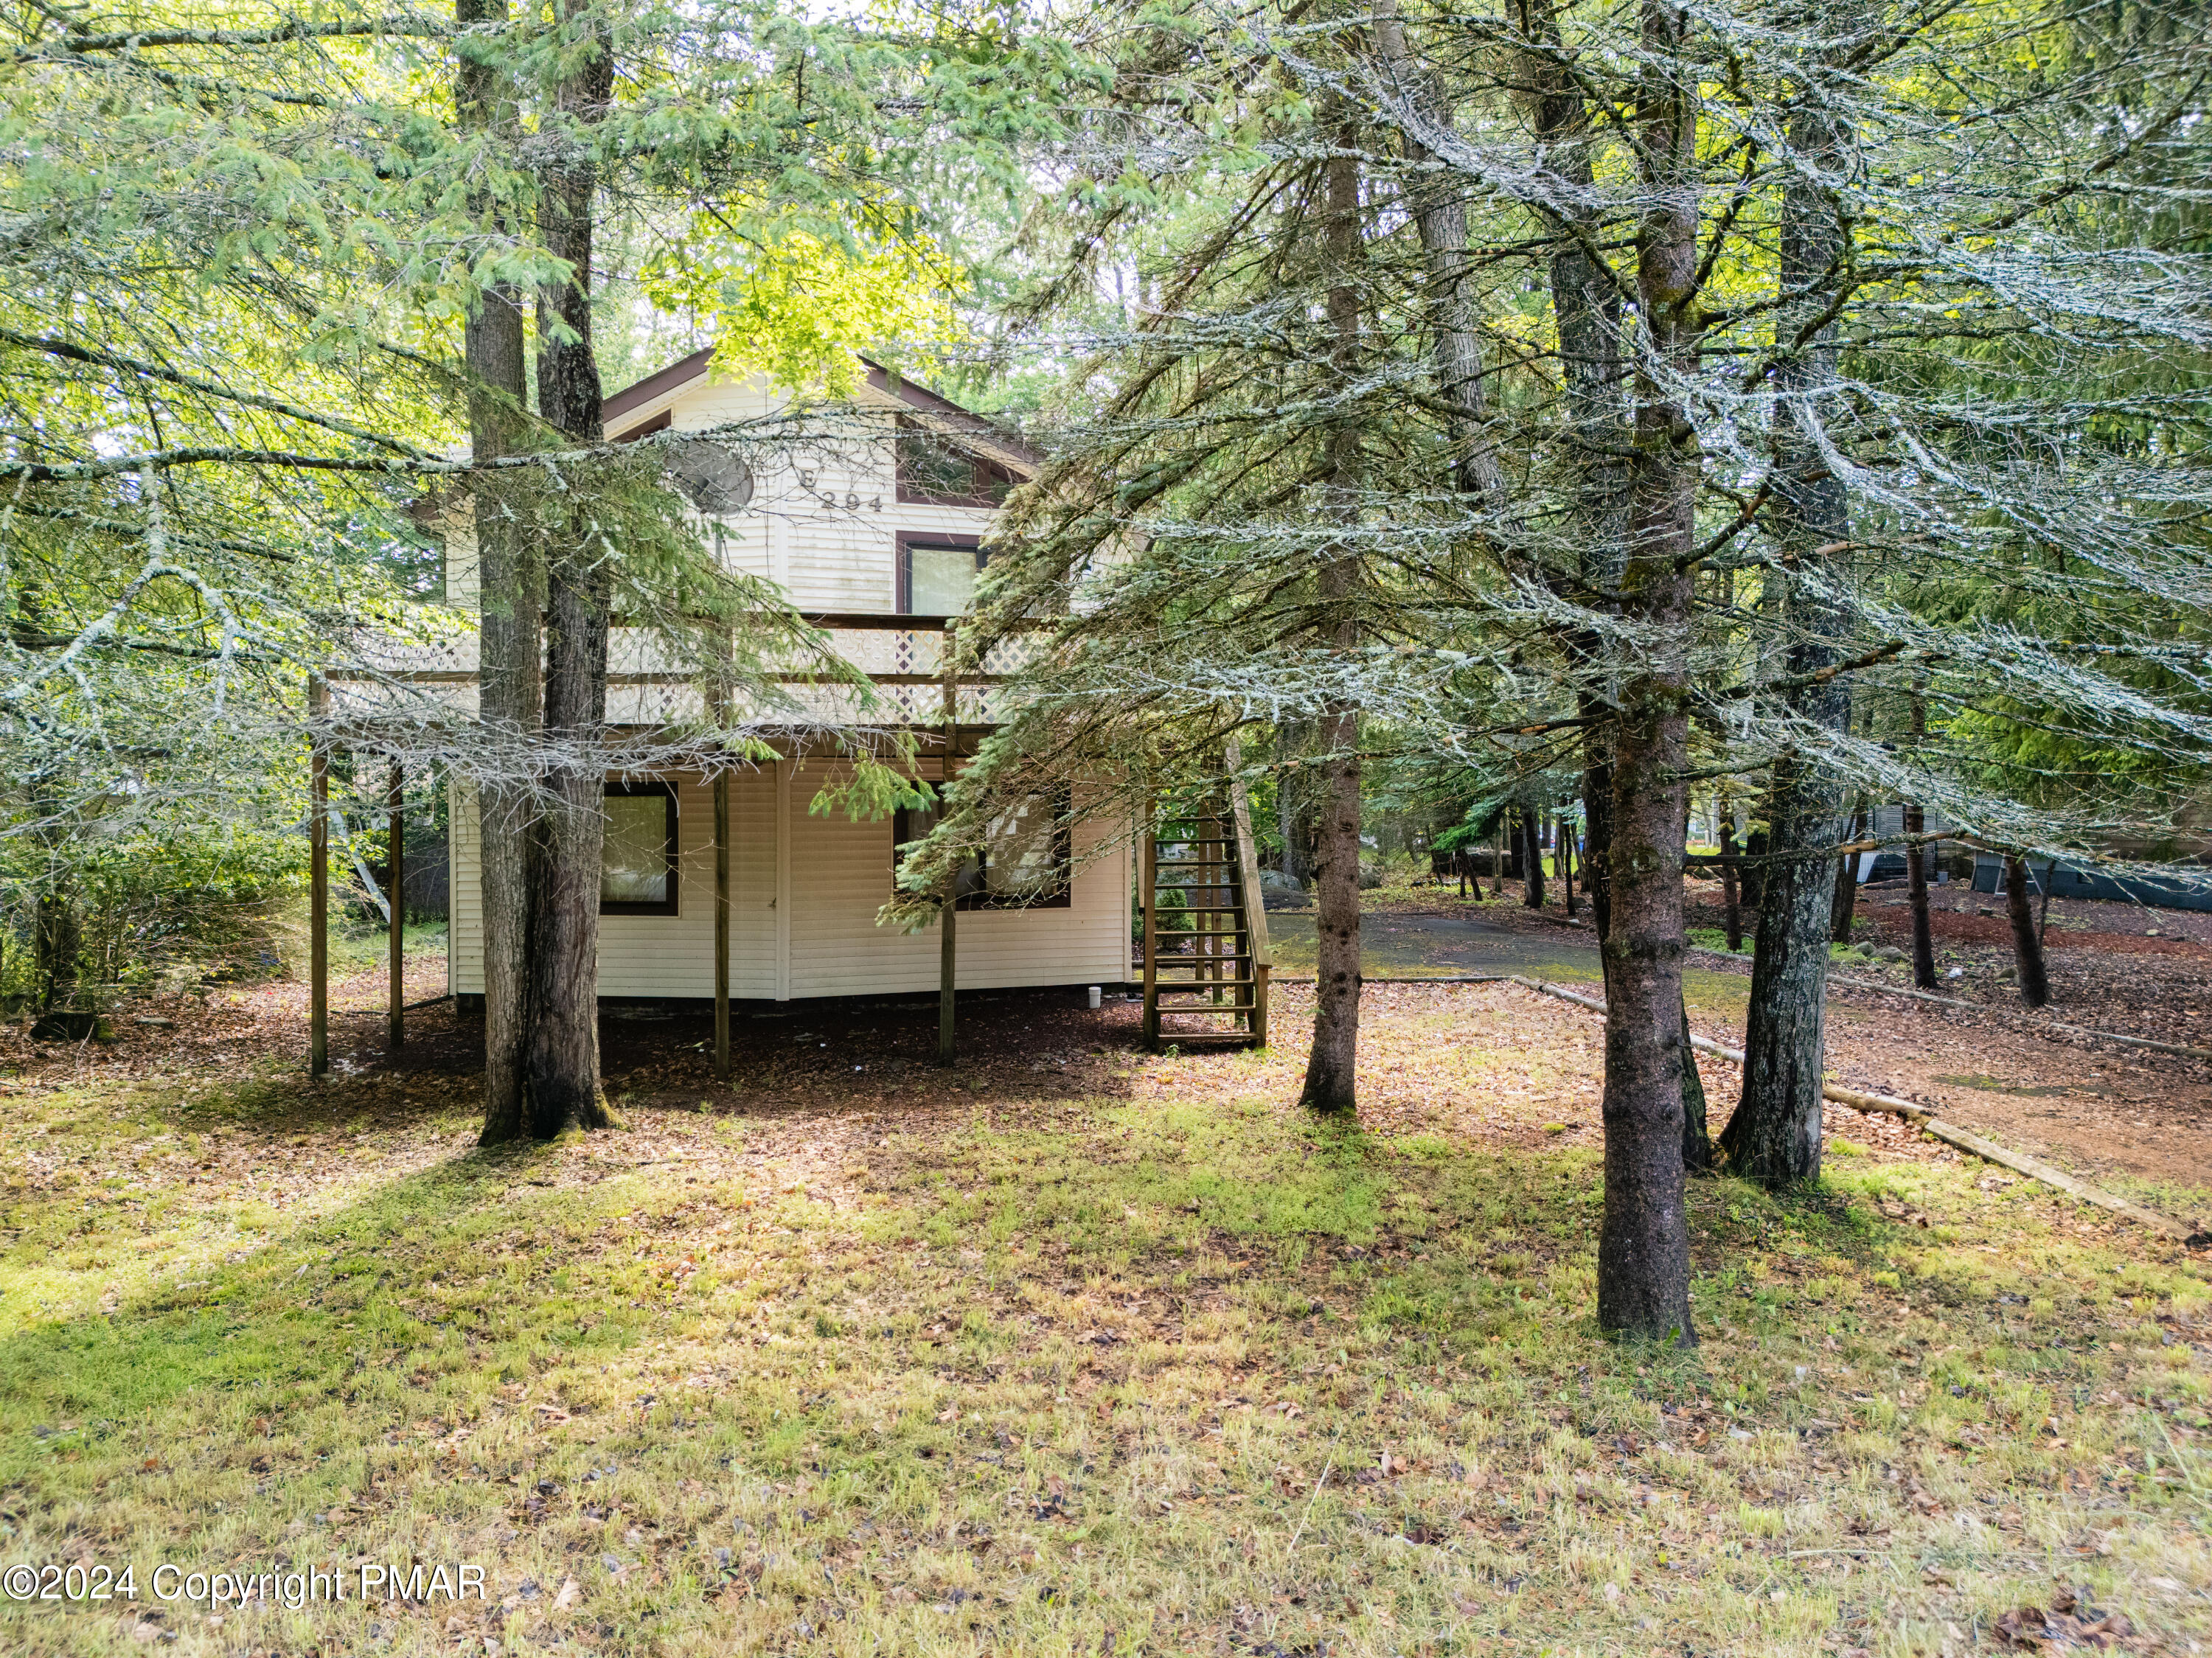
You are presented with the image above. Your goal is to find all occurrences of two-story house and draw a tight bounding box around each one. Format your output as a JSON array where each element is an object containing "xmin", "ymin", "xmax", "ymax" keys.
[{"xmin": 436, "ymin": 349, "xmax": 1136, "ymax": 1010}]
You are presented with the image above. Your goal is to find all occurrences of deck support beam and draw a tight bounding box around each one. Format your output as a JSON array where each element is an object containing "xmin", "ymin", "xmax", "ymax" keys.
[
  {"xmin": 936, "ymin": 624, "xmax": 958, "ymax": 1067},
  {"xmin": 714, "ymin": 767, "xmax": 731, "ymax": 1080},
  {"xmin": 309, "ymin": 673, "xmax": 329, "ymax": 1079},
  {"xmin": 388, "ymin": 758, "xmax": 404, "ymax": 1050}
]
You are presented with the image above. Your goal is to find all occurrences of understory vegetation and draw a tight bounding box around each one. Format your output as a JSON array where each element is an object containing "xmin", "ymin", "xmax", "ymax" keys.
[{"xmin": 5, "ymin": 986, "xmax": 2208, "ymax": 1657}]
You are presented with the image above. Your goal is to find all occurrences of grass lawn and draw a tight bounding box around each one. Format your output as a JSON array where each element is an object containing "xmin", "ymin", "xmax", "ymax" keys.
[{"xmin": 4, "ymin": 982, "xmax": 2209, "ymax": 1656}]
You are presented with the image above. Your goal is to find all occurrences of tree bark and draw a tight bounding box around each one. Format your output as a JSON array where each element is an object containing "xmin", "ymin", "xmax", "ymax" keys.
[
  {"xmin": 1725, "ymin": 49, "xmax": 1857, "ymax": 1185},
  {"xmin": 524, "ymin": 0, "xmax": 614, "ymax": 1136},
  {"xmin": 1594, "ymin": 0, "xmax": 1701, "ymax": 1344},
  {"xmin": 1299, "ymin": 117, "xmax": 1365, "ymax": 1115},
  {"xmin": 1561, "ymin": 818, "xmax": 1576, "ymax": 919},
  {"xmin": 1680, "ymin": 1000, "xmax": 1711, "ymax": 1173},
  {"xmin": 1723, "ymin": 748, "xmax": 1837, "ymax": 1182},
  {"xmin": 1677, "ymin": 790, "xmax": 1712, "ymax": 1173},
  {"xmin": 1905, "ymin": 801, "xmax": 1935, "ymax": 984},
  {"xmin": 1719, "ymin": 790, "xmax": 1743, "ymax": 951},
  {"xmin": 1522, "ymin": 807, "xmax": 1545, "ymax": 908},
  {"xmin": 1371, "ymin": 0, "xmax": 1506, "ymax": 504},
  {"xmin": 459, "ymin": 0, "xmax": 540, "ymax": 1146},
  {"xmin": 1582, "ymin": 731, "xmax": 1613, "ymax": 943},
  {"xmin": 1907, "ymin": 684, "xmax": 1936, "ymax": 986},
  {"xmin": 1830, "ymin": 795, "xmax": 1863, "ymax": 942},
  {"xmin": 34, "ymin": 882, "xmax": 81, "ymax": 1014},
  {"xmin": 2005, "ymin": 854, "xmax": 2053, "ymax": 1007}
]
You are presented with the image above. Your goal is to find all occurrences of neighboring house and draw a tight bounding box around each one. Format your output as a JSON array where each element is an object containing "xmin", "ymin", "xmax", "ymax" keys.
[
  {"xmin": 434, "ymin": 349, "xmax": 1134, "ymax": 1007},
  {"xmin": 1970, "ymin": 854, "xmax": 2212, "ymax": 912}
]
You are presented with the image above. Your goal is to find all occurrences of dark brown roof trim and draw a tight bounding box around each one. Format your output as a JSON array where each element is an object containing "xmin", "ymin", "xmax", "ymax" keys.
[
  {"xmin": 600, "ymin": 345, "xmax": 714, "ymax": 423},
  {"xmin": 611, "ymin": 409, "xmax": 672, "ymax": 444},
  {"xmin": 598, "ymin": 346, "xmax": 1043, "ymax": 471},
  {"xmin": 863, "ymin": 358, "xmax": 1042, "ymax": 468}
]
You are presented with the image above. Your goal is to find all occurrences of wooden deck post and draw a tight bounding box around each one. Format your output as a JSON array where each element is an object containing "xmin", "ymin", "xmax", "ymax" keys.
[
  {"xmin": 714, "ymin": 767, "xmax": 731, "ymax": 1081},
  {"xmin": 1140, "ymin": 801, "xmax": 1159, "ymax": 1050},
  {"xmin": 309, "ymin": 673, "xmax": 329, "ymax": 1079},
  {"xmin": 1225, "ymin": 742, "xmax": 1273, "ymax": 1046},
  {"xmin": 387, "ymin": 757, "xmax": 404, "ymax": 1050},
  {"xmin": 712, "ymin": 624, "xmax": 733, "ymax": 1080},
  {"xmin": 937, "ymin": 622, "xmax": 958, "ymax": 1067}
]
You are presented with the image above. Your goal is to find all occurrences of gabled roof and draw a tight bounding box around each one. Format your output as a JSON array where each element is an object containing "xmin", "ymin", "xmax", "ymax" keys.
[
  {"xmin": 602, "ymin": 346, "xmax": 716, "ymax": 426},
  {"xmin": 599, "ymin": 349, "xmax": 1040, "ymax": 471}
]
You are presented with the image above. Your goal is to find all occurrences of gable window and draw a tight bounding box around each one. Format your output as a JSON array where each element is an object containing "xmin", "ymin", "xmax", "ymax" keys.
[
  {"xmin": 897, "ymin": 533, "xmax": 987, "ymax": 616},
  {"xmin": 893, "ymin": 790, "xmax": 1071, "ymax": 910},
  {"xmin": 894, "ymin": 416, "xmax": 1016, "ymax": 508},
  {"xmin": 602, "ymin": 783, "xmax": 678, "ymax": 916}
]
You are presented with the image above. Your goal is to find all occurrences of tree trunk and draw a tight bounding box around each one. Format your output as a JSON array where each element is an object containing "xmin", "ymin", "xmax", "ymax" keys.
[
  {"xmin": 1372, "ymin": 0, "xmax": 1505, "ymax": 504},
  {"xmin": 1723, "ymin": 749, "xmax": 1838, "ymax": 1183},
  {"xmin": 1594, "ymin": 0, "xmax": 1701, "ymax": 1343},
  {"xmin": 1905, "ymin": 807, "xmax": 1935, "ymax": 987},
  {"xmin": 1562, "ymin": 819, "xmax": 1576, "ymax": 919},
  {"xmin": 1724, "ymin": 52, "xmax": 1856, "ymax": 1186},
  {"xmin": 1299, "ymin": 119, "xmax": 1365, "ymax": 1115},
  {"xmin": 1582, "ymin": 731, "xmax": 1613, "ymax": 944},
  {"xmin": 1677, "ymin": 790, "xmax": 1712, "ymax": 1173},
  {"xmin": 1906, "ymin": 685, "xmax": 1936, "ymax": 986},
  {"xmin": 34, "ymin": 882, "xmax": 81, "ymax": 1013},
  {"xmin": 1522, "ymin": 807, "xmax": 1545, "ymax": 908},
  {"xmin": 1600, "ymin": 684, "xmax": 1697, "ymax": 1342},
  {"xmin": 1719, "ymin": 790, "xmax": 1743, "ymax": 951},
  {"xmin": 1830, "ymin": 796, "xmax": 1863, "ymax": 943},
  {"xmin": 459, "ymin": 0, "xmax": 540, "ymax": 1146},
  {"xmin": 1680, "ymin": 1000, "xmax": 1711, "ymax": 1173},
  {"xmin": 2005, "ymin": 854, "xmax": 2053, "ymax": 1007},
  {"xmin": 524, "ymin": 0, "xmax": 614, "ymax": 1136}
]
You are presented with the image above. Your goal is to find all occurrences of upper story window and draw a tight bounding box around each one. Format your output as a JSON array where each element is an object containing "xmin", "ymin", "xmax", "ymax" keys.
[
  {"xmin": 894, "ymin": 416, "xmax": 1016, "ymax": 508},
  {"xmin": 898, "ymin": 533, "xmax": 986, "ymax": 616}
]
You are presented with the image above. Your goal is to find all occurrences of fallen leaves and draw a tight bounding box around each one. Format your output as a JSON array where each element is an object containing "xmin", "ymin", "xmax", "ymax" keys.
[{"xmin": 1992, "ymin": 1586, "xmax": 2145, "ymax": 1651}]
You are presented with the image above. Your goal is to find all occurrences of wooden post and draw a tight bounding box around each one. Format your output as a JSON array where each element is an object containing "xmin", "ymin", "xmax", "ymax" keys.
[
  {"xmin": 937, "ymin": 623, "xmax": 958, "ymax": 1067},
  {"xmin": 1140, "ymin": 804, "xmax": 1160, "ymax": 1051},
  {"xmin": 1212, "ymin": 804, "xmax": 1230, "ymax": 999},
  {"xmin": 712, "ymin": 624, "xmax": 733, "ymax": 1081},
  {"xmin": 309, "ymin": 674, "xmax": 329, "ymax": 1079},
  {"xmin": 714, "ymin": 768, "xmax": 731, "ymax": 1081},
  {"xmin": 1225, "ymin": 742, "xmax": 1273, "ymax": 1047},
  {"xmin": 387, "ymin": 757, "xmax": 404, "ymax": 1050}
]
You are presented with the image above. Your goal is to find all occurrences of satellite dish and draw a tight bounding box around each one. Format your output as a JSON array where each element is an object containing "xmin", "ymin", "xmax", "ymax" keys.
[{"xmin": 666, "ymin": 439, "xmax": 754, "ymax": 515}]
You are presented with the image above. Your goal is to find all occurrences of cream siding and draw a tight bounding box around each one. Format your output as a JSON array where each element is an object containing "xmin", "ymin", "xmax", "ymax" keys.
[
  {"xmin": 605, "ymin": 366, "xmax": 998, "ymax": 613},
  {"xmin": 448, "ymin": 767, "xmax": 1131, "ymax": 1002}
]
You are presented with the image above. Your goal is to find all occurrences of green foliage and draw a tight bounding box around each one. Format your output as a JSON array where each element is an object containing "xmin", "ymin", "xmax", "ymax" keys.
[{"xmin": 0, "ymin": 815, "xmax": 305, "ymax": 1010}]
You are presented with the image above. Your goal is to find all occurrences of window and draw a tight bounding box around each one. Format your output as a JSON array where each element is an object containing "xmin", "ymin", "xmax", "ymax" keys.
[
  {"xmin": 893, "ymin": 790, "xmax": 1071, "ymax": 910},
  {"xmin": 601, "ymin": 784, "xmax": 678, "ymax": 916},
  {"xmin": 893, "ymin": 800, "xmax": 986, "ymax": 906},
  {"xmin": 894, "ymin": 416, "xmax": 1015, "ymax": 507},
  {"xmin": 897, "ymin": 533, "xmax": 987, "ymax": 616}
]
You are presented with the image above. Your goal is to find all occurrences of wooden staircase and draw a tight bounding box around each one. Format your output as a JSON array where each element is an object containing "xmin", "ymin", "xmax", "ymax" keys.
[{"xmin": 1140, "ymin": 786, "xmax": 1272, "ymax": 1051}]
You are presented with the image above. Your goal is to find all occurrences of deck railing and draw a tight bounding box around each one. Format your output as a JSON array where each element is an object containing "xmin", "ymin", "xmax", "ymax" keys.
[{"xmin": 334, "ymin": 613, "xmax": 1047, "ymax": 728}]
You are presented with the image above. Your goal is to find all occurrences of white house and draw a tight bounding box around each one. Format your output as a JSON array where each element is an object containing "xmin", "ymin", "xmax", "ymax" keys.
[{"xmin": 438, "ymin": 350, "xmax": 1135, "ymax": 1009}]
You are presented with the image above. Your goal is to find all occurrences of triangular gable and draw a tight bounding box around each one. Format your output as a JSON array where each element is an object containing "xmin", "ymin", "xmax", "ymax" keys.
[{"xmin": 599, "ymin": 349, "xmax": 1037, "ymax": 476}]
